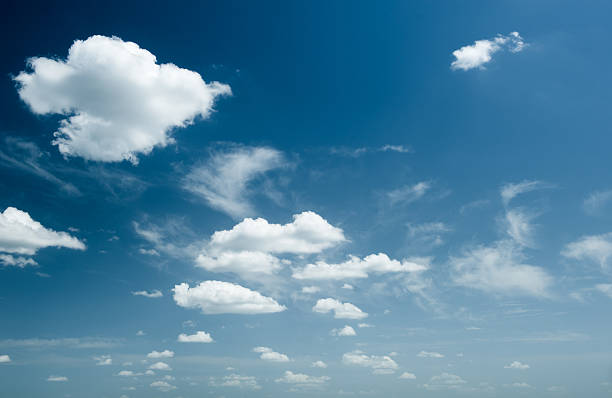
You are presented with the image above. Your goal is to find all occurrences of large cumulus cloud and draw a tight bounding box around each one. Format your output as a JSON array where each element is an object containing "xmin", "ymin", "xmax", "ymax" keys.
[{"xmin": 15, "ymin": 35, "xmax": 231, "ymax": 163}]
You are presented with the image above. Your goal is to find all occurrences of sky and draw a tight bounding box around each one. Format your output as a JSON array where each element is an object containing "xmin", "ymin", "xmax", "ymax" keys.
[{"xmin": 1, "ymin": 0, "xmax": 612, "ymax": 397}]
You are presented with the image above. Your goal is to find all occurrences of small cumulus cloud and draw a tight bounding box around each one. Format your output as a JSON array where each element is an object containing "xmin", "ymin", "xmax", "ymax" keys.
[
  {"xmin": 504, "ymin": 361, "xmax": 529, "ymax": 370},
  {"xmin": 313, "ymin": 298, "xmax": 368, "ymax": 320},
  {"xmin": 451, "ymin": 32, "xmax": 525, "ymax": 71},
  {"xmin": 417, "ymin": 351, "xmax": 444, "ymax": 358},
  {"xmin": 178, "ymin": 331, "xmax": 213, "ymax": 343},
  {"xmin": 252, "ymin": 346, "xmax": 290, "ymax": 362},
  {"xmin": 331, "ymin": 325, "xmax": 357, "ymax": 337}
]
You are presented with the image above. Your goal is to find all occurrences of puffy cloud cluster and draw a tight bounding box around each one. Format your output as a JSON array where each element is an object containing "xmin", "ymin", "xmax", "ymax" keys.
[
  {"xmin": 149, "ymin": 361, "xmax": 171, "ymax": 371},
  {"xmin": 0, "ymin": 207, "xmax": 84, "ymax": 267},
  {"xmin": 275, "ymin": 371, "xmax": 330, "ymax": 386},
  {"xmin": 195, "ymin": 211, "xmax": 346, "ymax": 279},
  {"xmin": 209, "ymin": 374, "xmax": 261, "ymax": 390},
  {"xmin": 252, "ymin": 346, "xmax": 290, "ymax": 362},
  {"xmin": 292, "ymin": 253, "xmax": 426, "ymax": 280},
  {"xmin": 312, "ymin": 298, "xmax": 368, "ymax": 319},
  {"xmin": 423, "ymin": 373, "xmax": 467, "ymax": 390},
  {"xmin": 15, "ymin": 35, "xmax": 231, "ymax": 163},
  {"xmin": 147, "ymin": 350, "xmax": 174, "ymax": 359},
  {"xmin": 342, "ymin": 351, "xmax": 398, "ymax": 374},
  {"xmin": 173, "ymin": 281, "xmax": 286, "ymax": 314},
  {"xmin": 451, "ymin": 32, "xmax": 525, "ymax": 71},
  {"xmin": 150, "ymin": 380, "xmax": 176, "ymax": 391},
  {"xmin": 196, "ymin": 250, "xmax": 284, "ymax": 276},
  {"xmin": 208, "ymin": 212, "xmax": 345, "ymax": 254}
]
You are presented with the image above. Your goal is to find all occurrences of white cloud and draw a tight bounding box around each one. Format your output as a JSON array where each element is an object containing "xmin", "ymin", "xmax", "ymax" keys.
[
  {"xmin": 406, "ymin": 222, "xmax": 452, "ymax": 248},
  {"xmin": 507, "ymin": 382, "xmax": 532, "ymax": 388},
  {"xmin": 341, "ymin": 283, "xmax": 354, "ymax": 290},
  {"xmin": 451, "ymin": 32, "xmax": 525, "ymax": 71},
  {"xmin": 583, "ymin": 190, "xmax": 612, "ymax": 215},
  {"xmin": 312, "ymin": 360, "xmax": 327, "ymax": 368},
  {"xmin": 183, "ymin": 146, "xmax": 286, "ymax": 218},
  {"xmin": 562, "ymin": 232, "xmax": 612, "ymax": 272},
  {"xmin": 150, "ymin": 380, "xmax": 176, "ymax": 391},
  {"xmin": 208, "ymin": 211, "xmax": 345, "ymax": 255},
  {"xmin": 196, "ymin": 250, "xmax": 283, "ymax": 276},
  {"xmin": 595, "ymin": 284, "xmax": 612, "ymax": 298},
  {"xmin": 500, "ymin": 180, "xmax": 546, "ymax": 206},
  {"xmin": 417, "ymin": 351, "xmax": 444, "ymax": 358},
  {"xmin": 15, "ymin": 35, "xmax": 230, "ymax": 163},
  {"xmin": 0, "ymin": 207, "xmax": 84, "ymax": 260},
  {"xmin": 139, "ymin": 248, "xmax": 159, "ymax": 256},
  {"xmin": 252, "ymin": 346, "xmax": 290, "ymax": 362},
  {"xmin": 0, "ymin": 254, "xmax": 37, "ymax": 268},
  {"xmin": 0, "ymin": 355, "xmax": 10, "ymax": 363},
  {"xmin": 358, "ymin": 323, "xmax": 374, "ymax": 328},
  {"xmin": 301, "ymin": 286, "xmax": 320, "ymax": 294},
  {"xmin": 313, "ymin": 298, "xmax": 368, "ymax": 319},
  {"xmin": 450, "ymin": 241, "xmax": 552, "ymax": 297},
  {"xmin": 504, "ymin": 209, "xmax": 536, "ymax": 247},
  {"xmin": 293, "ymin": 253, "xmax": 426, "ymax": 280},
  {"xmin": 47, "ymin": 375, "xmax": 68, "ymax": 382},
  {"xmin": 342, "ymin": 351, "xmax": 398, "ymax": 374},
  {"xmin": 399, "ymin": 372, "xmax": 416, "ymax": 380},
  {"xmin": 132, "ymin": 289, "xmax": 163, "ymax": 298},
  {"xmin": 380, "ymin": 144, "xmax": 412, "ymax": 153},
  {"xmin": 178, "ymin": 331, "xmax": 213, "ymax": 343},
  {"xmin": 173, "ymin": 281, "xmax": 286, "ymax": 314},
  {"xmin": 136, "ymin": 330, "xmax": 146, "ymax": 336},
  {"xmin": 117, "ymin": 370, "xmax": 138, "ymax": 377},
  {"xmin": 0, "ymin": 337, "xmax": 119, "ymax": 349},
  {"xmin": 149, "ymin": 361, "xmax": 171, "ymax": 371},
  {"xmin": 331, "ymin": 325, "xmax": 356, "ymax": 337},
  {"xmin": 504, "ymin": 361, "xmax": 529, "ymax": 370},
  {"xmin": 209, "ymin": 374, "xmax": 261, "ymax": 390},
  {"xmin": 387, "ymin": 182, "xmax": 431, "ymax": 206},
  {"xmin": 147, "ymin": 350, "xmax": 174, "ymax": 359},
  {"xmin": 195, "ymin": 212, "xmax": 345, "ymax": 280},
  {"xmin": 423, "ymin": 373, "xmax": 466, "ymax": 390},
  {"xmin": 275, "ymin": 371, "xmax": 330, "ymax": 386},
  {"xmin": 93, "ymin": 354, "xmax": 112, "ymax": 365}
]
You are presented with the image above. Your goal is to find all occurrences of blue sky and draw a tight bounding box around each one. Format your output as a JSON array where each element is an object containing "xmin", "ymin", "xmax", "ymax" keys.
[{"xmin": 1, "ymin": 1, "xmax": 612, "ymax": 397}]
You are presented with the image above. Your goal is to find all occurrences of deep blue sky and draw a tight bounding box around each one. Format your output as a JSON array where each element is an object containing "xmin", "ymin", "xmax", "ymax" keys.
[{"xmin": 1, "ymin": 1, "xmax": 612, "ymax": 397}]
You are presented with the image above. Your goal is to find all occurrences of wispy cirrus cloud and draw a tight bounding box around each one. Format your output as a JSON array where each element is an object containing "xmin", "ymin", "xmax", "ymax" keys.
[
  {"xmin": 583, "ymin": 190, "xmax": 612, "ymax": 215},
  {"xmin": 183, "ymin": 146, "xmax": 287, "ymax": 218}
]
